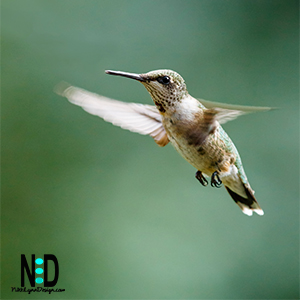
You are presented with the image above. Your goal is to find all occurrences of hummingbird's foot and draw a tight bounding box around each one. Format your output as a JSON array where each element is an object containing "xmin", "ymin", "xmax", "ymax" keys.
[
  {"xmin": 211, "ymin": 171, "xmax": 222, "ymax": 188},
  {"xmin": 195, "ymin": 171, "xmax": 208, "ymax": 186}
]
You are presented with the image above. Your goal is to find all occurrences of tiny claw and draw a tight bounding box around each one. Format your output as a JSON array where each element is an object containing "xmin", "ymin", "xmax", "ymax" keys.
[
  {"xmin": 211, "ymin": 171, "xmax": 222, "ymax": 188},
  {"xmin": 195, "ymin": 171, "xmax": 208, "ymax": 186}
]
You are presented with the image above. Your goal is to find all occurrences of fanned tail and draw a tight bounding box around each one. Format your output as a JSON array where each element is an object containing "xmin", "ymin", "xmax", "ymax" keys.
[{"xmin": 225, "ymin": 184, "xmax": 264, "ymax": 216}]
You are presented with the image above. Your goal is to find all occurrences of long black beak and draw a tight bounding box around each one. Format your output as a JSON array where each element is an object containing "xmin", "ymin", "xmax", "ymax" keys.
[{"xmin": 105, "ymin": 70, "xmax": 145, "ymax": 81}]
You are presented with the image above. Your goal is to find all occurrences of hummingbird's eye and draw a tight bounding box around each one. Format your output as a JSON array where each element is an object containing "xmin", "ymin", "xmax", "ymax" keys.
[{"xmin": 157, "ymin": 76, "xmax": 170, "ymax": 85}]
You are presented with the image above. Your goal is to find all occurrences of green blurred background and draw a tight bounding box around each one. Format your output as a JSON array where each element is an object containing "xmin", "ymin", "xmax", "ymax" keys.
[{"xmin": 2, "ymin": 0, "xmax": 299, "ymax": 299}]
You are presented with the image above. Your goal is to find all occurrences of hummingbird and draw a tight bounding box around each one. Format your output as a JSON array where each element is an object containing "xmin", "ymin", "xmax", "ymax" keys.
[{"xmin": 57, "ymin": 69, "xmax": 272, "ymax": 216}]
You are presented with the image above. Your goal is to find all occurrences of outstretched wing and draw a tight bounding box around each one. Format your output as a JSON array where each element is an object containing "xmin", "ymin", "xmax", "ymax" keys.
[
  {"xmin": 184, "ymin": 99, "xmax": 273, "ymax": 146},
  {"xmin": 199, "ymin": 98, "xmax": 274, "ymax": 124},
  {"xmin": 55, "ymin": 83, "xmax": 169, "ymax": 147}
]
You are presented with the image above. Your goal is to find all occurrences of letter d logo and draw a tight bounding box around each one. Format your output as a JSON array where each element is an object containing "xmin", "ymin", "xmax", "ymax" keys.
[{"xmin": 44, "ymin": 254, "xmax": 59, "ymax": 287}]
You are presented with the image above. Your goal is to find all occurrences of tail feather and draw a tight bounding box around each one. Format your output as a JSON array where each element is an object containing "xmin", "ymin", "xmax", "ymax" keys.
[{"xmin": 225, "ymin": 184, "xmax": 264, "ymax": 216}]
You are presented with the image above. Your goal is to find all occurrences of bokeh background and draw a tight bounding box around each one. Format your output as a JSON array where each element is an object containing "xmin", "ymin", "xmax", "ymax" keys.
[{"xmin": 2, "ymin": 0, "xmax": 299, "ymax": 299}]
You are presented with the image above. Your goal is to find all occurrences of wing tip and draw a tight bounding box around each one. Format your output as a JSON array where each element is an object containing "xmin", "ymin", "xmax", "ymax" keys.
[
  {"xmin": 54, "ymin": 81, "xmax": 73, "ymax": 97},
  {"xmin": 199, "ymin": 98, "xmax": 276, "ymax": 113}
]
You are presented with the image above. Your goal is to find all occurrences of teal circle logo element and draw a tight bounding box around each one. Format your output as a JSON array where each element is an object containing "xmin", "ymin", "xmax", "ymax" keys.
[
  {"xmin": 35, "ymin": 258, "xmax": 43, "ymax": 265},
  {"xmin": 35, "ymin": 277, "xmax": 43, "ymax": 284},
  {"xmin": 35, "ymin": 268, "xmax": 43, "ymax": 274}
]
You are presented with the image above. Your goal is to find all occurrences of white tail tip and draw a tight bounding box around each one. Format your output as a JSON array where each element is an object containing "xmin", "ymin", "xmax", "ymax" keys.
[
  {"xmin": 253, "ymin": 208, "xmax": 264, "ymax": 216},
  {"xmin": 242, "ymin": 206, "xmax": 253, "ymax": 216}
]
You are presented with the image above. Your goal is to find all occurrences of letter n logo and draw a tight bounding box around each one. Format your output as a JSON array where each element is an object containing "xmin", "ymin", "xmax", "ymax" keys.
[{"xmin": 21, "ymin": 254, "xmax": 35, "ymax": 287}]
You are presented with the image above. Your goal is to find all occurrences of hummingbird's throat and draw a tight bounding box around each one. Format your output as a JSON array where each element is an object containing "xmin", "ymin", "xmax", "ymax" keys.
[
  {"xmin": 143, "ymin": 83, "xmax": 187, "ymax": 114},
  {"xmin": 154, "ymin": 100, "xmax": 166, "ymax": 113}
]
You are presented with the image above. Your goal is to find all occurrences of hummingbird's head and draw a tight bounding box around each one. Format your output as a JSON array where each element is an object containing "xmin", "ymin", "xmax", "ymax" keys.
[{"xmin": 105, "ymin": 69, "xmax": 188, "ymax": 113}]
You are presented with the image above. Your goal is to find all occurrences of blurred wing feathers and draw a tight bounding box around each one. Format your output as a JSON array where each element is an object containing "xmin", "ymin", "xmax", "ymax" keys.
[
  {"xmin": 210, "ymin": 108, "xmax": 250, "ymax": 124},
  {"xmin": 199, "ymin": 98, "xmax": 274, "ymax": 124},
  {"xmin": 56, "ymin": 83, "xmax": 169, "ymax": 146}
]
